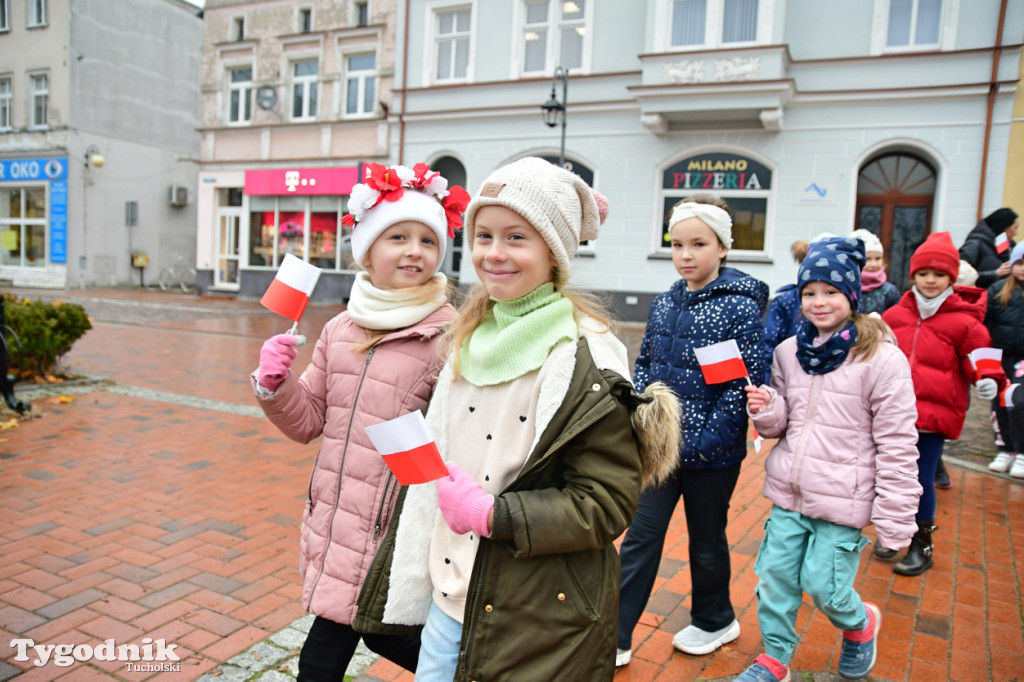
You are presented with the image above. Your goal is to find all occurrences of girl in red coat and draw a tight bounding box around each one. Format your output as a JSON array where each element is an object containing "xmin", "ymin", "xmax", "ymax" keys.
[{"xmin": 881, "ymin": 232, "xmax": 1005, "ymax": 575}]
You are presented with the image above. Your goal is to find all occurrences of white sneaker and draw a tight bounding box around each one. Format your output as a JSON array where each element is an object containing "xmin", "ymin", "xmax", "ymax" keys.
[
  {"xmin": 1010, "ymin": 454, "xmax": 1024, "ymax": 479},
  {"xmin": 615, "ymin": 648, "xmax": 631, "ymax": 667},
  {"xmin": 989, "ymin": 452, "xmax": 1014, "ymax": 472},
  {"xmin": 672, "ymin": 619, "xmax": 740, "ymax": 655}
]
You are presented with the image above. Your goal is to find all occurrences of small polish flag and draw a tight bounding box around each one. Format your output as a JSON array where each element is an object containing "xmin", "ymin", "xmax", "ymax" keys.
[
  {"xmin": 752, "ymin": 427, "xmax": 764, "ymax": 454},
  {"xmin": 364, "ymin": 411, "xmax": 448, "ymax": 485},
  {"xmin": 1001, "ymin": 383, "xmax": 1019, "ymax": 409},
  {"xmin": 260, "ymin": 253, "xmax": 322, "ymax": 322},
  {"xmin": 968, "ymin": 347, "xmax": 1003, "ymax": 375},
  {"xmin": 694, "ymin": 339, "xmax": 749, "ymax": 384},
  {"xmin": 995, "ymin": 232, "xmax": 1010, "ymax": 254}
]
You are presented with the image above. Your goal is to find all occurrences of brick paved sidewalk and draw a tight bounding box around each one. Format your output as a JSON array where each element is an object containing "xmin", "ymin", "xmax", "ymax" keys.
[{"xmin": 1, "ymin": 288, "xmax": 1021, "ymax": 681}]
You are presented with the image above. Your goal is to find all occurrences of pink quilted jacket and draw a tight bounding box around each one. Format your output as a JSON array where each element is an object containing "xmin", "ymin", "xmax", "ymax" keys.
[
  {"xmin": 749, "ymin": 335, "xmax": 922, "ymax": 550},
  {"xmin": 251, "ymin": 305, "xmax": 455, "ymax": 624}
]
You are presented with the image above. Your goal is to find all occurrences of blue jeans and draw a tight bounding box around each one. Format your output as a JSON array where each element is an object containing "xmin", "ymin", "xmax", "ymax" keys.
[
  {"xmin": 754, "ymin": 506, "xmax": 869, "ymax": 665},
  {"xmin": 417, "ymin": 601, "xmax": 462, "ymax": 681}
]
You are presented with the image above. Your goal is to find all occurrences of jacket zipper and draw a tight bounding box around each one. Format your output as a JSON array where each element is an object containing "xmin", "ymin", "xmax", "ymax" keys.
[
  {"xmin": 372, "ymin": 472, "xmax": 394, "ymax": 543},
  {"xmin": 908, "ymin": 318, "xmax": 922, "ymax": 368},
  {"xmin": 458, "ymin": 541, "xmax": 491, "ymax": 677},
  {"xmin": 790, "ymin": 373, "xmax": 823, "ymax": 505},
  {"xmin": 305, "ymin": 346, "xmax": 376, "ymax": 610}
]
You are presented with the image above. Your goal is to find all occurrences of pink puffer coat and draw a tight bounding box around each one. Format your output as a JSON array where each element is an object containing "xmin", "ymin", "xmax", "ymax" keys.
[
  {"xmin": 251, "ymin": 305, "xmax": 455, "ymax": 624},
  {"xmin": 750, "ymin": 335, "xmax": 922, "ymax": 550}
]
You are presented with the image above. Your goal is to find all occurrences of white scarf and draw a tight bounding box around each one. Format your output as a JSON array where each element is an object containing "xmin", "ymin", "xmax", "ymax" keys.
[
  {"xmin": 913, "ymin": 285, "xmax": 954, "ymax": 320},
  {"xmin": 347, "ymin": 271, "xmax": 448, "ymax": 331}
]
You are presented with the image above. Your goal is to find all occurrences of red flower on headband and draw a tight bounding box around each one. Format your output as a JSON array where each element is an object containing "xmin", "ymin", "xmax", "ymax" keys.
[
  {"xmin": 410, "ymin": 163, "xmax": 440, "ymax": 190},
  {"xmin": 364, "ymin": 163, "xmax": 406, "ymax": 205},
  {"xmin": 441, "ymin": 185, "xmax": 471, "ymax": 237}
]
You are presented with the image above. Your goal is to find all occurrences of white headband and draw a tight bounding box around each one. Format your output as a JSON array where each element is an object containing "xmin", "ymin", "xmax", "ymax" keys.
[{"xmin": 669, "ymin": 203, "xmax": 733, "ymax": 249}]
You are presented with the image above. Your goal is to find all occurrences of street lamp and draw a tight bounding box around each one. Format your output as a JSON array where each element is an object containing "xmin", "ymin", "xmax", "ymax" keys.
[
  {"xmin": 84, "ymin": 145, "xmax": 105, "ymax": 168},
  {"xmin": 540, "ymin": 66, "xmax": 568, "ymax": 167}
]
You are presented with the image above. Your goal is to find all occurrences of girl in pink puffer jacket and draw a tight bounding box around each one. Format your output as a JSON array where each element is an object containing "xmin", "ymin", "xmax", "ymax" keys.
[
  {"xmin": 734, "ymin": 237, "xmax": 922, "ymax": 682},
  {"xmin": 251, "ymin": 163, "xmax": 467, "ymax": 680}
]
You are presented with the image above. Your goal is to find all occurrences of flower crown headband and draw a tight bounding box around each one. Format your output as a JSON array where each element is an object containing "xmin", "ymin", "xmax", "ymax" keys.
[{"xmin": 341, "ymin": 162, "xmax": 470, "ymax": 237}]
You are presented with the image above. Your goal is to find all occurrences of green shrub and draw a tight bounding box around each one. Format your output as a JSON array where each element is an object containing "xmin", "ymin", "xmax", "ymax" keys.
[{"xmin": 2, "ymin": 294, "xmax": 92, "ymax": 377}]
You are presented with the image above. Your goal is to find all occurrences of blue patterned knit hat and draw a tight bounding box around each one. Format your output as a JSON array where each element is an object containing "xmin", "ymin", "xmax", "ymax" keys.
[{"xmin": 798, "ymin": 236, "xmax": 867, "ymax": 312}]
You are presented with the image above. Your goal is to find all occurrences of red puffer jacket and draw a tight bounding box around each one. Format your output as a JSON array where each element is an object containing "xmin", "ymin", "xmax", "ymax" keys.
[{"xmin": 882, "ymin": 286, "xmax": 1000, "ymax": 439}]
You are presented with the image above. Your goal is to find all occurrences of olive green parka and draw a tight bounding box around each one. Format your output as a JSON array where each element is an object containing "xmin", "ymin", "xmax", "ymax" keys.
[{"xmin": 354, "ymin": 326, "xmax": 680, "ymax": 681}]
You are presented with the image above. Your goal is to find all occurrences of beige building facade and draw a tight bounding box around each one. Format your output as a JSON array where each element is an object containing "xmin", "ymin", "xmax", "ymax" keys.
[{"xmin": 196, "ymin": 0, "xmax": 399, "ymax": 300}]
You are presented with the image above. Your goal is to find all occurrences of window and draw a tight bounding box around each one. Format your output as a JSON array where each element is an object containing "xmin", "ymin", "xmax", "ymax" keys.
[
  {"xmin": 668, "ymin": 0, "xmax": 758, "ymax": 49},
  {"xmin": 354, "ymin": 1, "xmax": 368, "ymax": 27},
  {"xmin": 227, "ymin": 66, "xmax": 253, "ymax": 124},
  {"xmin": 27, "ymin": 0, "xmax": 45, "ymax": 27},
  {"xmin": 29, "ymin": 73, "xmax": 47, "ymax": 128},
  {"xmin": 435, "ymin": 8, "xmax": 471, "ymax": 81},
  {"xmin": 233, "ymin": 16, "xmax": 244, "ymax": 41},
  {"xmin": 344, "ymin": 53, "xmax": 376, "ymax": 117},
  {"xmin": 291, "ymin": 59, "xmax": 318, "ymax": 120},
  {"xmin": 248, "ymin": 195, "xmax": 352, "ymax": 270},
  {"xmin": 299, "ymin": 7, "xmax": 312, "ymax": 33},
  {"xmin": 0, "ymin": 77, "xmax": 11, "ymax": 130},
  {"xmin": 0, "ymin": 0, "xmax": 9, "ymax": 31},
  {"xmin": 659, "ymin": 152, "xmax": 772, "ymax": 253},
  {"xmin": 522, "ymin": 0, "xmax": 586, "ymax": 74},
  {"xmin": 1, "ymin": 186, "xmax": 48, "ymax": 268},
  {"xmin": 887, "ymin": 0, "xmax": 941, "ymax": 48}
]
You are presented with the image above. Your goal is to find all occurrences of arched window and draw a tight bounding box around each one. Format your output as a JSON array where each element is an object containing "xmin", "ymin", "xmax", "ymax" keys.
[{"xmin": 430, "ymin": 156, "xmax": 467, "ymax": 276}]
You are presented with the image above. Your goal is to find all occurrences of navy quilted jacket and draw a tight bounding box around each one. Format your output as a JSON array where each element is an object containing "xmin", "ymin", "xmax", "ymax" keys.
[
  {"xmin": 763, "ymin": 284, "xmax": 801, "ymax": 369},
  {"xmin": 635, "ymin": 267, "xmax": 769, "ymax": 471}
]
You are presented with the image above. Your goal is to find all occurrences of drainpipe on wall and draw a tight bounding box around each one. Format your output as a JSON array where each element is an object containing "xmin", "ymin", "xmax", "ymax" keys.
[
  {"xmin": 397, "ymin": 0, "xmax": 411, "ymax": 165},
  {"xmin": 978, "ymin": 0, "xmax": 1009, "ymax": 220}
]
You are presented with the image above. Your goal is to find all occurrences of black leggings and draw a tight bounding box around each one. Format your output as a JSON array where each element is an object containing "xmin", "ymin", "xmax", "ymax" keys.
[{"xmin": 297, "ymin": 615, "xmax": 420, "ymax": 681}]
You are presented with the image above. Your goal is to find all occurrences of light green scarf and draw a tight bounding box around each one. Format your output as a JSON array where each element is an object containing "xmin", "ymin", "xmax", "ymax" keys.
[{"xmin": 460, "ymin": 283, "xmax": 578, "ymax": 386}]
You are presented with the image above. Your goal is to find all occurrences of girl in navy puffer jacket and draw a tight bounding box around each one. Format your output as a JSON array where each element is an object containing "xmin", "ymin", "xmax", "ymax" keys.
[{"xmin": 617, "ymin": 193, "xmax": 767, "ymax": 666}]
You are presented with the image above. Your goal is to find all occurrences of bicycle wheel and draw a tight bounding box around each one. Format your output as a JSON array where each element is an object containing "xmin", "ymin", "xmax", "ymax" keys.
[
  {"xmin": 179, "ymin": 267, "xmax": 197, "ymax": 294},
  {"xmin": 158, "ymin": 267, "xmax": 175, "ymax": 291}
]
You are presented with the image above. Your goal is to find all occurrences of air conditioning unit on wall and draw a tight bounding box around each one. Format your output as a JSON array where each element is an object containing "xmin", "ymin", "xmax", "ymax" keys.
[{"xmin": 168, "ymin": 185, "xmax": 188, "ymax": 207}]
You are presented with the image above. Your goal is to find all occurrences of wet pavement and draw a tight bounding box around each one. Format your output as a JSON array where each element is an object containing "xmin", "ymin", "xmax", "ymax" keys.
[{"xmin": 0, "ymin": 286, "xmax": 1021, "ymax": 682}]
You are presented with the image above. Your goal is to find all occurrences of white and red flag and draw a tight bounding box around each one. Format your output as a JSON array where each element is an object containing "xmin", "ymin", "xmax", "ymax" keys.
[
  {"xmin": 968, "ymin": 347, "xmax": 1003, "ymax": 375},
  {"xmin": 995, "ymin": 232, "xmax": 1010, "ymax": 254},
  {"xmin": 1001, "ymin": 383, "xmax": 1019, "ymax": 409},
  {"xmin": 752, "ymin": 427, "xmax": 764, "ymax": 453},
  {"xmin": 260, "ymin": 253, "xmax": 322, "ymax": 322},
  {"xmin": 364, "ymin": 411, "xmax": 447, "ymax": 485},
  {"xmin": 695, "ymin": 339, "xmax": 749, "ymax": 384}
]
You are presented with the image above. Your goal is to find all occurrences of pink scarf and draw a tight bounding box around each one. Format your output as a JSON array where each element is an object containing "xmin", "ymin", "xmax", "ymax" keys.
[{"xmin": 861, "ymin": 268, "xmax": 887, "ymax": 292}]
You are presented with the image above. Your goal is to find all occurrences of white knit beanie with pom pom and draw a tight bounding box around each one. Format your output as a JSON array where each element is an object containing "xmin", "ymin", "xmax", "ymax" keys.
[{"xmin": 464, "ymin": 157, "xmax": 608, "ymax": 273}]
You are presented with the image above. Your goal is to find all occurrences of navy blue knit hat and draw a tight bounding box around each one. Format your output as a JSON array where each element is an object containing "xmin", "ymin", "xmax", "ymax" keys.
[{"xmin": 798, "ymin": 236, "xmax": 867, "ymax": 311}]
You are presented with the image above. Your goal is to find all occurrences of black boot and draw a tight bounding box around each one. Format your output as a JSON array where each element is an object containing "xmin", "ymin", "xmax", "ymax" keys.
[
  {"xmin": 934, "ymin": 457, "xmax": 951, "ymax": 489},
  {"xmin": 873, "ymin": 543, "xmax": 898, "ymax": 560},
  {"xmin": 894, "ymin": 522, "xmax": 936, "ymax": 576}
]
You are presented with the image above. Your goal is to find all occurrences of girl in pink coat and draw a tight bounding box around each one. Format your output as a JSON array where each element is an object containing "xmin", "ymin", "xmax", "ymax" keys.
[
  {"xmin": 735, "ymin": 237, "xmax": 922, "ymax": 682},
  {"xmin": 252, "ymin": 163, "xmax": 467, "ymax": 680}
]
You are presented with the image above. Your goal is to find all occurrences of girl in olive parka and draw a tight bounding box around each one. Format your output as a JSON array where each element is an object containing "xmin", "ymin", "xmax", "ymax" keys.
[{"xmin": 354, "ymin": 158, "xmax": 680, "ymax": 681}]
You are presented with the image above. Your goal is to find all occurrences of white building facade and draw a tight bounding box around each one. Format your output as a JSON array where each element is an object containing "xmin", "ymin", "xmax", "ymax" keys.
[
  {"xmin": 0, "ymin": 0, "xmax": 202, "ymax": 289},
  {"xmin": 392, "ymin": 0, "xmax": 1023, "ymax": 320}
]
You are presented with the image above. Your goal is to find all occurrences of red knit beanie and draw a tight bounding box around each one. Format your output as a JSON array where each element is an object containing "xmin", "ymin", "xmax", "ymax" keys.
[{"xmin": 910, "ymin": 231, "xmax": 960, "ymax": 280}]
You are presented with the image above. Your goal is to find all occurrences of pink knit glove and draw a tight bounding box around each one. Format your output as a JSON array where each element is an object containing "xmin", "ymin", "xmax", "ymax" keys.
[
  {"xmin": 258, "ymin": 334, "xmax": 299, "ymax": 391},
  {"xmin": 436, "ymin": 462, "xmax": 494, "ymax": 537}
]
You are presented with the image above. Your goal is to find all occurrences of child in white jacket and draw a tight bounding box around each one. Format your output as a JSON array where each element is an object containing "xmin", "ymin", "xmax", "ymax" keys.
[{"xmin": 737, "ymin": 236, "xmax": 922, "ymax": 682}]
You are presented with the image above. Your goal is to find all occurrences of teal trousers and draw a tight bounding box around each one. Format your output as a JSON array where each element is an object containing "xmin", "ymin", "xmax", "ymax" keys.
[{"xmin": 754, "ymin": 505, "xmax": 870, "ymax": 664}]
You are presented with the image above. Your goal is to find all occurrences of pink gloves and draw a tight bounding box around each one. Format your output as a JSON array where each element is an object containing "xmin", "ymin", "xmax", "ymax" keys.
[
  {"xmin": 436, "ymin": 462, "xmax": 494, "ymax": 537},
  {"xmin": 258, "ymin": 334, "xmax": 299, "ymax": 391}
]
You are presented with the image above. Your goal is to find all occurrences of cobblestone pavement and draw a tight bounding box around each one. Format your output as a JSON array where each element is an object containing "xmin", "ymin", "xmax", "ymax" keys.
[{"xmin": 0, "ymin": 287, "xmax": 1021, "ymax": 682}]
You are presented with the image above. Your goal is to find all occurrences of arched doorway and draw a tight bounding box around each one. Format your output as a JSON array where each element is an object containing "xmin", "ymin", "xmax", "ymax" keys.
[
  {"xmin": 855, "ymin": 152, "xmax": 936, "ymax": 290},
  {"xmin": 430, "ymin": 156, "xmax": 467, "ymax": 278}
]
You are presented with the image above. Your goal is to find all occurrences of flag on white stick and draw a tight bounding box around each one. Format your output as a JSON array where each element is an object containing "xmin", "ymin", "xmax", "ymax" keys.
[
  {"xmin": 1001, "ymin": 383, "xmax": 1019, "ymax": 409},
  {"xmin": 752, "ymin": 427, "xmax": 764, "ymax": 453},
  {"xmin": 694, "ymin": 339, "xmax": 749, "ymax": 384},
  {"xmin": 995, "ymin": 232, "xmax": 1010, "ymax": 254},
  {"xmin": 260, "ymin": 253, "xmax": 322, "ymax": 322},
  {"xmin": 364, "ymin": 411, "xmax": 447, "ymax": 485},
  {"xmin": 968, "ymin": 347, "xmax": 1003, "ymax": 375}
]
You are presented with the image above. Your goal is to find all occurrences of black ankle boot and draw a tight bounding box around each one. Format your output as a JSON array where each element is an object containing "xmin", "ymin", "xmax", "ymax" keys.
[
  {"xmin": 934, "ymin": 458, "xmax": 951, "ymax": 489},
  {"xmin": 894, "ymin": 522, "xmax": 936, "ymax": 576},
  {"xmin": 873, "ymin": 543, "xmax": 898, "ymax": 560}
]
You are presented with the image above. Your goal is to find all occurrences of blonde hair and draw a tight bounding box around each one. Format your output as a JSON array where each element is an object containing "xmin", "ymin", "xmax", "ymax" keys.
[
  {"xmin": 448, "ymin": 267, "xmax": 612, "ymax": 379},
  {"xmin": 848, "ymin": 313, "xmax": 892, "ymax": 363},
  {"xmin": 996, "ymin": 271, "xmax": 1021, "ymax": 306},
  {"xmin": 350, "ymin": 276, "xmax": 455, "ymax": 354}
]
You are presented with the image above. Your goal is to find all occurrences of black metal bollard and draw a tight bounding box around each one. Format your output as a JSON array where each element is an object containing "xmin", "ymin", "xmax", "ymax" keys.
[{"xmin": 0, "ymin": 295, "xmax": 30, "ymax": 413}]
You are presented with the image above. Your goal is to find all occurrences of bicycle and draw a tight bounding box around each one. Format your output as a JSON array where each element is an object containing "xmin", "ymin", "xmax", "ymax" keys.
[{"xmin": 158, "ymin": 256, "xmax": 197, "ymax": 294}]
